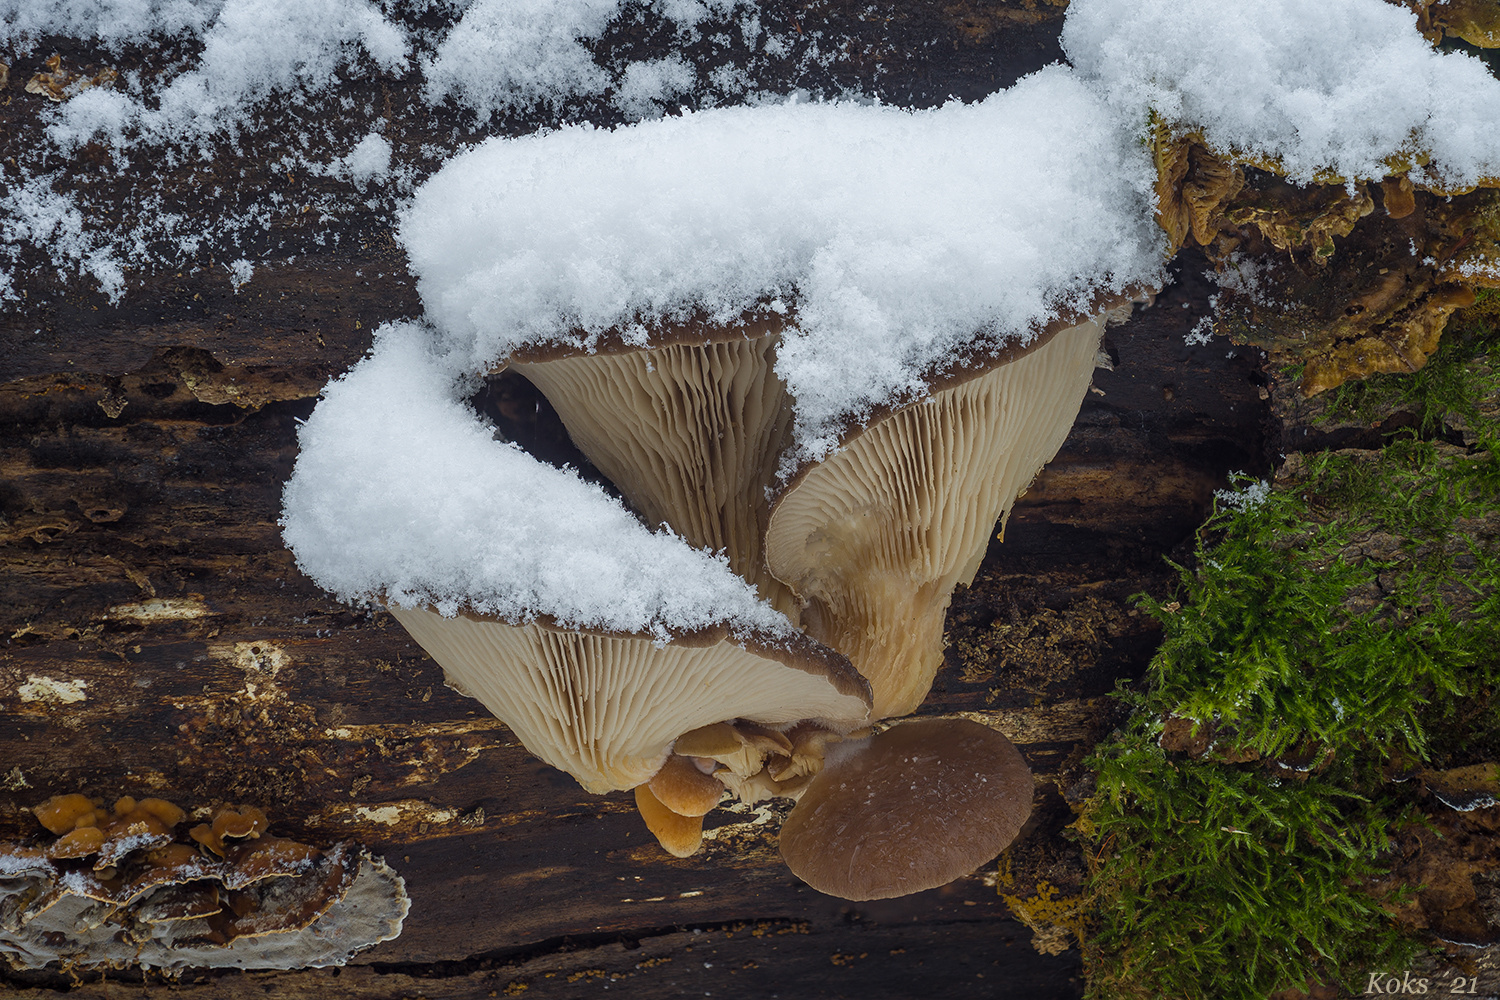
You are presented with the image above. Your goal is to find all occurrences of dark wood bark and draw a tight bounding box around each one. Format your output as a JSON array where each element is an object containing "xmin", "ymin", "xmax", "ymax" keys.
[{"xmin": 0, "ymin": 5, "xmax": 1271, "ymax": 994}]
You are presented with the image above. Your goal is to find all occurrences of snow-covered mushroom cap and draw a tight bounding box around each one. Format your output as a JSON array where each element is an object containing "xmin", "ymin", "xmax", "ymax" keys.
[
  {"xmin": 400, "ymin": 66, "xmax": 1164, "ymax": 469},
  {"xmin": 281, "ymin": 322, "xmax": 795, "ymax": 637},
  {"xmin": 280, "ymin": 324, "xmax": 871, "ymax": 793},
  {"xmin": 778, "ymin": 718, "xmax": 1034, "ymax": 901}
]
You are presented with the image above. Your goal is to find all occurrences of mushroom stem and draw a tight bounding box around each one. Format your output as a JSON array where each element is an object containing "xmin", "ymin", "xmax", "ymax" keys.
[{"xmin": 797, "ymin": 582, "xmax": 950, "ymax": 724}]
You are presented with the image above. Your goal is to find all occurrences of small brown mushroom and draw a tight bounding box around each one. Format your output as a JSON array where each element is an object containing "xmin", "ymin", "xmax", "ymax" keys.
[
  {"xmin": 647, "ymin": 755, "xmax": 725, "ymax": 817},
  {"xmin": 633, "ymin": 784, "xmax": 705, "ymax": 858},
  {"xmin": 778, "ymin": 717, "xmax": 1034, "ymax": 901},
  {"xmin": 136, "ymin": 884, "xmax": 224, "ymax": 925},
  {"xmin": 136, "ymin": 798, "xmax": 187, "ymax": 828},
  {"xmin": 191, "ymin": 805, "xmax": 269, "ymax": 857},
  {"xmin": 33, "ymin": 793, "xmax": 97, "ymax": 835}
]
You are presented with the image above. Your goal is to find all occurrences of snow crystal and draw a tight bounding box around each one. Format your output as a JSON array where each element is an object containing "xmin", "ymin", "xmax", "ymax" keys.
[
  {"xmin": 339, "ymin": 131, "xmax": 393, "ymax": 187},
  {"xmin": 1063, "ymin": 0, "xmax": 1500, "ymax": 189},
  {"xmin": 401, "ymin": 66, "xmax": 1165, "ymax": 463},
  {"xmin": 1214, "ymin": 475, "xmax": 1271, "ymax": 512},
  {"xmin": 1183, "ymin": 315, "xmax": 1215, "ymax": 346},
  {"xmin": 280, "ymin": 322, "xmax": 797, "ymax": 640},
  {"xmin": 40, "ymin": 0, "xmax": 409, "ymax": 148},
  {"xmin": 226, "ymin": 257, "xmax": 254, "ymax": 290},
  {"xmin": 85, "ymin": 248, "xmax": 126, "ymax": 304}
]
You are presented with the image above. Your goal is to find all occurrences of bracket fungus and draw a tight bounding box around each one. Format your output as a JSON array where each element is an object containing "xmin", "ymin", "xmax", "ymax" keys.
[{"xmin": 1, "ymin": 794, "xmax": 407, "ymax": 971}]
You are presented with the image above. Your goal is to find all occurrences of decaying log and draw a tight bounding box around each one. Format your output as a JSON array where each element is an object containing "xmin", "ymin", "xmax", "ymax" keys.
[
  {"xmin": 1, "ymin": 237, "xmax": 1267, "ymax": 994},
  {"xmin": 1, "ymin": 4, "xmax": 1272, "ymax": 994}
]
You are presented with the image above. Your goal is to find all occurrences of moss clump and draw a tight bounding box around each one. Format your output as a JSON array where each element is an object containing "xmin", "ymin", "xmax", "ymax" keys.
[
  {"xmin": 1081, "ymin": 326, "xmax": 1500, "ymax": 1000},
  {"xmin": 1317, "ymin": 313, "xmax": 1500, "ymax": 448}
]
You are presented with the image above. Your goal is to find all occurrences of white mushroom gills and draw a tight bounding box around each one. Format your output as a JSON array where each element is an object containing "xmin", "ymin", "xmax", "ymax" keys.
[
  {"xmin": 765, "ymin": 315, "xmax": 1107, "ymax": 719},
  {"xmin": 512, "ymin": 325, "xmax": 796, "ymax": 616},
  {"xmin": 387, "ymin": 605, "xmax": 871, "ymax": 794}
]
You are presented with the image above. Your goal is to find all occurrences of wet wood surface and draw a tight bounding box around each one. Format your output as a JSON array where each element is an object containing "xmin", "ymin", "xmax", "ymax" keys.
[{"xmin": 1, "ymin": 5, "xmax": 1270, "ymax": 995}]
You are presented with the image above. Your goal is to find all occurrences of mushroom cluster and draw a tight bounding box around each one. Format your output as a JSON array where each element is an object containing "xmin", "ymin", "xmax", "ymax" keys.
[
  {"xmin": 286, "ymin": 309, "xmax": 1117, "ymax": 897},
  {"xmin": 470, "ymin": 302, "xmax": 1122, "ymax": 894},
  {"xmin": 284, "ymin": 82, "xmax": 1165, "ymax": 898},
  {"xmin": 0, "ymin": 793, "xmax": 408, "ymax": 971}
]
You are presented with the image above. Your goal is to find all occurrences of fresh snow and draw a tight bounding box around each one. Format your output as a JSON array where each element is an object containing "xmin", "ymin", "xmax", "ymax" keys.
[
  {"xmin": 12, "ymin": 0, "xmax": 1495, "ymax": 303},
  {"xmin": 1064, "ymin": 0, "xmax": 1500, "ymax": 189},
  {"xmin": 401, "ymin": 67, "xmax": 1166, "ymax": 463},
  {"xmin": 37, "ymin": 0, "xmax": 409, "ymax": 149},
  {"xmin": 0, "ymin": 0, "xmax": 815, "ymax": 301},
  {"xmin": 280, "ymin": 323, "xmax": 797, "ymax": 639},
  {"xmin": 0, "ymin": 0, "xmax": 224, "ymax": 52},
  {"xmin": 9, "ymin": 0, "xmax": 1498, "ymax": 628}
]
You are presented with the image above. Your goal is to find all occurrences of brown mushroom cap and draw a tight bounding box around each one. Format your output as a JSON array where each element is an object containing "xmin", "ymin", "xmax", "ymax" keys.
[
  {"xmin": 510, "ymin": 317, "xmax": 795, "ymax": 616},
  {"xmin": 647, "ymin": 754, "xmax": 726, "ymax": 817},
  {"xmin": 777, "ymin": 717, "xmax": 1033, "ymax": 901},
  {"xmin": 764, "ymin": 315, "xmax": 1107, "ymax": 719},
  {"xmin": 34, "ymin": 793, "xmax": 98, "ymax": 836},
  {"xmin": 388, "ymin": 604, "xmax": 871, "ymax": 793},
  {"xmin": 633, "ymin": 784, "xmax": 705, "ymax": 858}
]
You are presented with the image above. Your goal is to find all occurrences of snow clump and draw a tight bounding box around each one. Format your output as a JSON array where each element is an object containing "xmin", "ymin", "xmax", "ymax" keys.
[
  {"xmin": 337, "ymin": 132, "xmax": 394, "ymax": 187},
  {"xmin": 1063, "ymin": 0, "xmax": 1500, "ymax": 189},
  {"xmin": 280, "ymin": 322, "xmax": 798, "ymax": 640},
  {"xmin": 401, "ymin": 65, "xmax": 1166, "ymax": 464}
]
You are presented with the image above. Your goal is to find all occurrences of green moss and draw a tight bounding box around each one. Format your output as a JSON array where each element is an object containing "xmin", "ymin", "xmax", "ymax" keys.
[
  {"xmin": 1081, "ymin": 326, "xmax": 1500, "ymax": 1000},
  {"xmin": 1318, "ymin": 321, "xmax": 1500, "ymax": 451}
]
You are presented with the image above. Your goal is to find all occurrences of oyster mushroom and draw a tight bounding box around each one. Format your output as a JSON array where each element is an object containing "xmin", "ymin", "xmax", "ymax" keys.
[
  {"xmin": 508, "ymin": 314, "xmax": 797, "ymax": 615},
  {"xmin": 765, "ymin": 309, "xmax": 1115, "ymax": 719},
  {"xmin": 282, "ymin": 325, "xmax": 876, "ymax": 857},
  {"xmin": 387, "ymin": 605, "xmax": 871, "ymax": 794},
  {"xmin": 778, "ymin": 717, "xmax": 1034, "ymax": 900}
]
